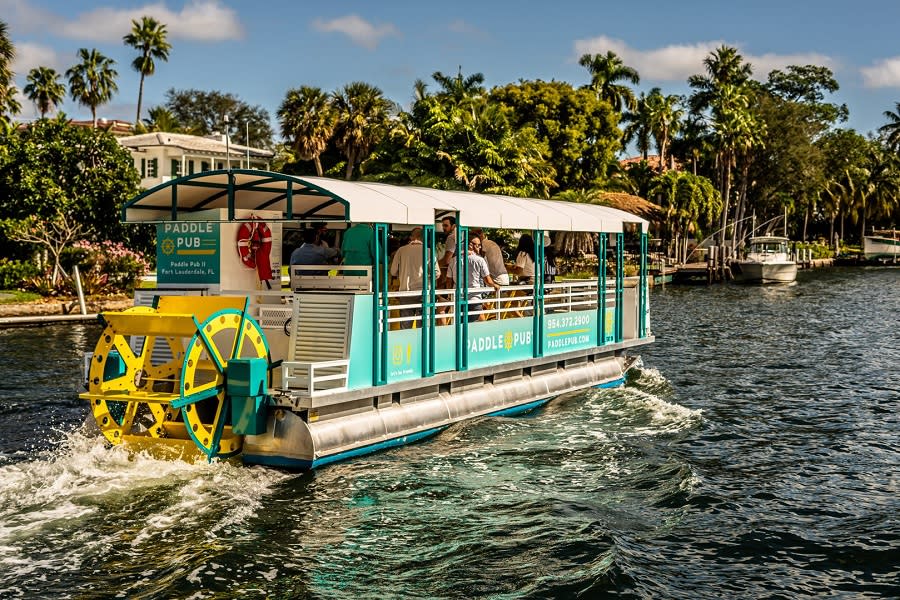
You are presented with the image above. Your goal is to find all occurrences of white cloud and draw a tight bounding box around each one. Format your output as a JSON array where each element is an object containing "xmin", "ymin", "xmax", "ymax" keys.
[
  {"xmin": 3, "ymin": 0, "xmax": 245, "ymax": 43},
  {"xmin": 312, "ymin": 14, "xmax": 399, "ymax": 50},
  {"xmin": 748, "ymin": 52, "xmax": 836, "ymax": 77},
  {"xmin": 0, "ymin": 0, "xmax": 59, "ymax": 33},
  {"xmin": 573, "ymin": 35, "xmax": 834, "ymax": 82},
  {"xmin": 11, "ymin": 42, "xmax": 64, "ymax": 75},
  {"xmin": 861, "ymin": 57, "xmax": 900, "ymax": 88}
]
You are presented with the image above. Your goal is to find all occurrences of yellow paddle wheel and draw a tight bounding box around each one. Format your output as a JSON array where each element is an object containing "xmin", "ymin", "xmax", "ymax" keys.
[{"xmin": 80, "ymin": 296, "xmax": 271, "ymax": 461}]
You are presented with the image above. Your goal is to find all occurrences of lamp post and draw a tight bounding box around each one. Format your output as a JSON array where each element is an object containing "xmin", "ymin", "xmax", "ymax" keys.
[
  {"xmin": 246, "ymin": 121, "xmax": 251, "ymax": 169},
  {"xmin": 224, "ymin": 114, "xmax": 231, "ymax": 170}
]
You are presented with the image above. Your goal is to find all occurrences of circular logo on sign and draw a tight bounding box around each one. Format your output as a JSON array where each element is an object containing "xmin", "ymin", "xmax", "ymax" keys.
[
  {"xmin": 161, "ymin": 238, "xmax": 175, "ymax": 255},
  {"xmin": 504, "ymin": 330, "xmax": 513, "ymax": 351}
]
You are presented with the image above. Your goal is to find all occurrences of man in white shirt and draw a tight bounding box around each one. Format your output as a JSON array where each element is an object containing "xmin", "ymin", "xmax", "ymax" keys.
[
  {"xmin": 390, "ymin": 227, "xmax": 440, "ymax": 329},
  {"xmin": 472, "ymin": 228, "xmax": 509, "ymax": 285}
]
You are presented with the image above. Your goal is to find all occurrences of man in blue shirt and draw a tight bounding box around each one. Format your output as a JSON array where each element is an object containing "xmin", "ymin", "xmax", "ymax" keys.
[{"xmin": 290, "ymin": 228, "xmax": 340, "ymax": 275}]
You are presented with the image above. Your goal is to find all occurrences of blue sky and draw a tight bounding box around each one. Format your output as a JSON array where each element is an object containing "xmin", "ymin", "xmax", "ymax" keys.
[{"xmin": 4, "ymin": 0, "xmax": 900, "ymax": 148}]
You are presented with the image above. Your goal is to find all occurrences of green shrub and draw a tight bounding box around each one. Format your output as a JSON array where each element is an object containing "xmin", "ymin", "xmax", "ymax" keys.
[
  {"xmin": 795, "ymin": 242, "xmax": 833, "ymax": 259},
  {"xmin": 0, "ymin": 259, "xmax": 40, "ymax": 289}
]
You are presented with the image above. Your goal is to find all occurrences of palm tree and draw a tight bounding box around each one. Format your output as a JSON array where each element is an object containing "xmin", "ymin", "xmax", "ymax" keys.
[
  {"xmin": 66, "ymin": 48, "xmax": 118, "ymax": 128},
  {"xmin": 23, "ymin": 67, "xmax": 65, "ymax": 118},
  {"xmin": 878, "ymin": 102, "xmax": 900, "ymax": 151},
  {"xmin": 650, "ymin": 170, "xmax": 721, "ymax": 262},
  {"xmin": 688, "ymin": 45, "xmax": 753, "ymax": 114},
  {"xmin": 123, "ymin": 16, "xmax": 171, "ymax": 125},
  {"xmin": 688, "ymin": 47, "xmax": 757, "ymax": 250},
  {"xmin": 646, "ymin": 88, "xmax": 684, "ymax": 173},
  {"xmin": 709, "ymin": 84, "xmax": 759, "ymax": 248},
  {"xmin": 332, "ymin": 81, "xmax": 392, "ymax": 180},
  {"xmin": 622, "ymin": 92, "xmax": 653, "ymax": 159},
  {"xmin": 578, "ymin": 51, "xmax": 640, "ymax": 113},
  {"xmin": 141, "ymin": 106, "xmax": 184, "ymax": 132},
  {"xmin": 278, "ymin": 86, "xmax": 336, "ymax": 177},
  {"xmin": 0, "ymin": 19, "xmax": 21, "ymax": 124},
  {"xmin": 431, "ymin": 68, "xmax": 485, "ymax": 105}
]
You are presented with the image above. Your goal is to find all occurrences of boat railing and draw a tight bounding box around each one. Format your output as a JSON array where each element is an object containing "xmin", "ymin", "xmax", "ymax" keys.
[
  {"xmin": 383, "ymin": 279, "xmax": 622, "ymax": 326},
  {"xmin": 290, "ymin": 265, "xmax": 372, "ymax": 292}
]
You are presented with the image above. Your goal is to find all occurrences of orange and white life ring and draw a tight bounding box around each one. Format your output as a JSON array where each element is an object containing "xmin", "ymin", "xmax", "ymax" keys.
[{"xmin": 236, "ymin": 216, "xmax": 273, "ymax": 281}]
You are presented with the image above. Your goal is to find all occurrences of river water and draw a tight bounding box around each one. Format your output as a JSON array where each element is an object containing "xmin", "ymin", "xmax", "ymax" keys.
[{"xmin": 0, "ymin": 267, "xmax": 897, "ymax": 598}]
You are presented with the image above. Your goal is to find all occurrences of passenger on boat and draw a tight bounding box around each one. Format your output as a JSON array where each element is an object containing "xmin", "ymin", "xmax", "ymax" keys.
[
  {"xmin": 436, "ymin": 216, "xmax": 458, "ymax": 324},
  {"xmin": 341, "ymin": 222, "xmax": 376, "ymax": 276},
  {"xmin": 512, "ymin": 233, "xmax": 536, "ymax": 285},
  {"xmin": 544, "ymin": 244, "xmax": 558, "ymax": 284},
  {"xmin": 290, "ymin": 228, "xmax": 340, "ymax": 275},
  {"xmin": 471, "ymin": 228, "xmax": 509, "ymax": 286},
  {"xmin": 448, "ymin": 233, "xmax": 501, "ymax": 322},
  {"xmin": 438, "ymin": 216, "xmax": 457, "ymax": 285},
  {"xmin": 390, "ymin": 227, "xmax": 440, "ymax": 329},
  {"xmin": 315, "ymin": 223, "xmax": 331, "ymax": 248}
]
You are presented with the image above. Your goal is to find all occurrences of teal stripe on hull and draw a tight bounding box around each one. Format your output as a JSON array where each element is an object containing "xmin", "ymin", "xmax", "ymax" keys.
[
  {"xmin": 487, "ymin": 398, "xmax": 550, "ymax": 417},
  {"xmin": 243, "ymin": 426, "xmax": 447, "ymax": 470},
  {"xmin": 312, "ymin": 426, "xmax": 447, "ymax": 468},
  {"xmin": 595, "ymin": 376, "xmax": 626, "ymax": 389}
]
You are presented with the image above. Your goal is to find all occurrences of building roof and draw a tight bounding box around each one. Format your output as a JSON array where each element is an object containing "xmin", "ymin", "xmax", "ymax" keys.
[
  {"xmin": 118, "ymin": 132, "xmax": 275, "ymax": 159},
  {"xmin": 597, "ymin": 192, "xmax": 665, "ymax": 221},
  {"xmin": 123, "ymin": 170, "xmax": 648, "ymax": 233},
  {"xmin": 619, "ymin": 154, "xmax": 681, "ymax": 172},
  {"xmin": 69, "ymin": 119, "xmax": 134, "ymax": 136}
]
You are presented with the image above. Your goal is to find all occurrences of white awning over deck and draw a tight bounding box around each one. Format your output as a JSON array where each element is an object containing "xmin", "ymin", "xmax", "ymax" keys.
[{"xmin": 123, "ymin": 170, "xmax": 648, "ymax": 233}]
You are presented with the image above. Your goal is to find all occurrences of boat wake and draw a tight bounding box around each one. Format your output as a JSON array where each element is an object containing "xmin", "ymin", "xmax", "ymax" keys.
[{"xmin": 0, "ymin": 429, "xmax": 293, "ymax": 598}]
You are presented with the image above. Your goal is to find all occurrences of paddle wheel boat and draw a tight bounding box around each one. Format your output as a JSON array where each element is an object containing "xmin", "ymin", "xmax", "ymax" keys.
[{"xmin": 80, "ymin": 171, "xmax": 653, "ymax": 469}]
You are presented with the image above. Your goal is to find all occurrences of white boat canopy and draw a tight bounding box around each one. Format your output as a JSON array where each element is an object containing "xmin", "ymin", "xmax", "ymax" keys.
[{"xmin": 123, "ymin": 170, "xmax": 648, "ymax": 233}]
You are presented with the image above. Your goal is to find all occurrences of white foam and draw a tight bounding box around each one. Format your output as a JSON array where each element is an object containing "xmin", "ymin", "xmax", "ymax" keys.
[{"xmin": 0, "ymin": 429, "xmax": 293, "ymax": 586}]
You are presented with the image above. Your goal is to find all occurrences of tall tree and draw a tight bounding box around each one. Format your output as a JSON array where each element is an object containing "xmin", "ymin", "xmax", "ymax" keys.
[
  {"xmin": 688, "ymin": 45, "xmax": 753, "ymax": 114},
  {"xmin": 278, "ymin": 86, "xmax": 336, "ymax": 177},
  {"xmin": 646, "ymin": 88, "xmax": 684, "ymax": 172},
  {"xmin": 650, "ymin": 170, "xmax": 721, "ymax": 262},
  {"xmin": 879, "ymin": 102, "xmax": 900, "ymax": 151},
  {"xmin": 688, "ymin": 46, "xmax": 758, "ymax": 248},
  {"xmin": 818, "ymin": 129, "xmax": 871, "ymax": 242},
  {"xmin": 0, "ymin": 19, "xmax": 21, "ymax": 125},
  {"xmin": 622, "ymin": 91, "xmax": 653, "ymax": 159},
  {"xmin": 0, "ymin": 115, "xmax": 142, "ymax": 254},
  {"xmin": 66, "ymin": 48, "xmax": 118, "ymax": 128},
  {"xmin": 23, "ymin": 67, "xmax": 65, "ymax": 118},
  {"xmin": 578, "ymin": 51, "xmax": 640, "ymax": 112},
  {"xmin": 490, "ymin": 79, "xmax": 620, "ymax": 191},
  {"xmin": 164, "ymin": 88, "xmax": 274, "ymax": 147},
  {"xmin": 123, "ymin": 16, "xmax": 171, "ymax": 126},
  {"xmin": 368, "ymin": 84, "xmax": 555, "ymax": 197},
  {"xmin": 431, "ymin": 67, "xmax": 485, "ymax": 111},
  {"xmin": 332, "ymin": 81, "xmax": 392, "ymax": 180}
]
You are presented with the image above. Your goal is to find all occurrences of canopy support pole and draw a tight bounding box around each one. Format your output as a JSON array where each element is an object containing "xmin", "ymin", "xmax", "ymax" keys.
[{"xmin": 421, "ymin": 224, "xmax": 436, "ymax": 377}]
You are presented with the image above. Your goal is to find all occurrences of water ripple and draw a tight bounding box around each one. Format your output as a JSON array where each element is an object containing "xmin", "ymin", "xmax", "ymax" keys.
[{"xmin": 0, "ymin": 267, "xmax": 897, "ymax": 598}]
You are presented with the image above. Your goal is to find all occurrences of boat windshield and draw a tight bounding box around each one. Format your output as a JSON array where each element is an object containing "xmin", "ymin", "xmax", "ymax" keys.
[{"xmin": 750, "ymin": 241, "xmax": 787, "ymax": 254}]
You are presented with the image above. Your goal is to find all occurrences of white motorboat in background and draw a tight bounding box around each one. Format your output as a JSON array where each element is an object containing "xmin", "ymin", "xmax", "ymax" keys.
[
  {"xmin": 863, "ymin": 230, "xmax": 900, "ymax": 261},
  {"xmin": 732, "ymin": 236, "xmax": 798, "ymax": 284}
]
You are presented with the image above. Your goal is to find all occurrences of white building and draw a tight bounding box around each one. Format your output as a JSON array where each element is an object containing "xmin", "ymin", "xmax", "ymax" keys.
[{"xmin": 118, "ymin": 132, "xmax": 275, "ymax": 188}]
